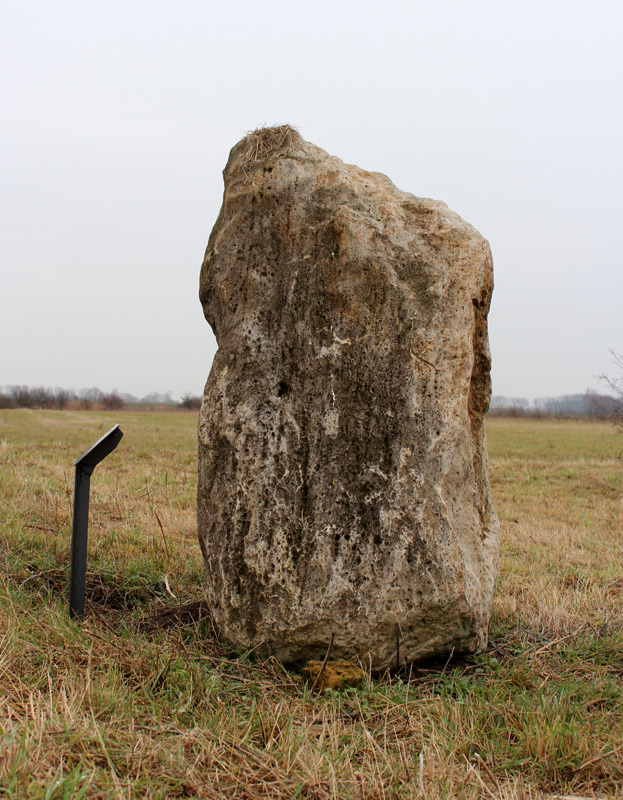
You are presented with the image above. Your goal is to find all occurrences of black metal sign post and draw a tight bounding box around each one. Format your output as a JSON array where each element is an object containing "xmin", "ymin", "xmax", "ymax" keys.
[{"xmin": 70, "ymin": 424, "xmax": 123, "ymax": 620}]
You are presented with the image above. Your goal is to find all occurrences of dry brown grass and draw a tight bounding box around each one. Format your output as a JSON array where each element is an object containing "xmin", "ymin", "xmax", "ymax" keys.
[
  {"xmin": 1, "ymin": 411, "xmax": 622, "ymax": 798},
  {"xmin": 240, "ymin": 124, "xmax": 303, "ymax": 172}
]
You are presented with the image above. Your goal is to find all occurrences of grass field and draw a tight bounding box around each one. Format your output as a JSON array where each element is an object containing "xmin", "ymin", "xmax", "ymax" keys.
[{"xmin": 1, "ymin": 411, "xmax": 622, "ymax": 799}]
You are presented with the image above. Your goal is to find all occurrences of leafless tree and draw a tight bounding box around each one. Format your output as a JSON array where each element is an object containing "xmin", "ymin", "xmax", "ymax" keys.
[
  {"xmin": 601, "ymin": 351, "xmax": 623, "ymax": 407},
  {"xmin": 0, "ymin": 392, "xmax": 17, "ymax": 409},
  {"xmin": 179, "ymin": 394, "xmax": 202, "ymax": 411},
  {"xmin": 101, "ymin": 392, "xmax": 125, "ymax": 410},
  {"xmin": 54, "ymin": 388, "xmax": 71, "ymax": 409},
  {"xmin": 30, "ymin": 387, "xmax": 56, "ymax": 409},
  {"xmin": 78, "ymin": 387, "xmax": 103, "ymax": 410},
  {"xmin": 600, "ymin": 350, "xmax": 623, "ymax": 454},
  {"xmin": 9, "ymin": 386, "xmax": 33, "ymax": 407}
]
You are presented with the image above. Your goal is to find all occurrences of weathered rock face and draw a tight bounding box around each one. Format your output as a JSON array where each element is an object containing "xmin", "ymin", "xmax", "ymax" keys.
[{"xmin": 198, "ymin": 126, "xmax": 499, "ymax": 669}]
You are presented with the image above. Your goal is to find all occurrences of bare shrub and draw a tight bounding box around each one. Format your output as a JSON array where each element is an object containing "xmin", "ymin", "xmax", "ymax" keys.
[
  {"xmin": 78, "ymin": 387, "xmax": 103, "ymax": 410},
  {"xmin": 101, "ymin": 393, "xmax": 125, "ymax": 410},
  {"xmin": 179, "ymin": 394, "xmax": 202, "ymax": 411}
]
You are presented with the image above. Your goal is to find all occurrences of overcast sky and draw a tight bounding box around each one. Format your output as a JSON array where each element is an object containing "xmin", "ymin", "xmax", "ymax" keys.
[{"xmin": 2, "ymin": 0, "xmax": 621, "ymax": 401}]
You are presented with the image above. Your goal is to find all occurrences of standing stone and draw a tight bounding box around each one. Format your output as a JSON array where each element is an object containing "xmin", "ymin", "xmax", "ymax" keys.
[{"xmin": 198, "ymin": 126, "xmax": 499, "ymax": 669}]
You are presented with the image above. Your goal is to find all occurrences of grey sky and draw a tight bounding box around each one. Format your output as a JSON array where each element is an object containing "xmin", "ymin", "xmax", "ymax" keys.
[{"xmin": 2, "ymin": 0, "xmax": 621, "ymax": 400}]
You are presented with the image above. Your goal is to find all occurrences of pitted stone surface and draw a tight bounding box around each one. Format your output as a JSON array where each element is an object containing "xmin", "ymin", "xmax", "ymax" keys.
[{"xmin": 198, "ymin": 126, "xmax": 499, "ymax": 669}]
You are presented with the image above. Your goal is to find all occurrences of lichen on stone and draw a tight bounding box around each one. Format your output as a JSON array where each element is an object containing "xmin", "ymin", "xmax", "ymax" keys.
[{"xmin": 301, "ymin": 660, "xmax": 364, "ymax": 692}]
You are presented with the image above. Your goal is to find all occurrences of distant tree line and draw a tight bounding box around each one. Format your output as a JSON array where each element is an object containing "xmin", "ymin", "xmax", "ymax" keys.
[
  {"xmin": 0, "ymin": 385, "xmax": 203, "ymax": 411},
  {"xmin": 488, "ymin": 391, "xmax": 621, "ymax": 419},
  {"xmin": 4, "ymin": 384, "xmax": 617, "ymax": 419},
  {"xmin": 0, "ymin": 386, "xmax": 126, "ymax": 410}
]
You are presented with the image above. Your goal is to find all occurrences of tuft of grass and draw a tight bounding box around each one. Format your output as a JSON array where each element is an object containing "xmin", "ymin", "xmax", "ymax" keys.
[
  {"xmin": 1, "ymin": 411, "xmax": 622, "ymax": 798},
  {"xmin": 240, "ymin": 124, "xmax": 303, "ymax": 171}
]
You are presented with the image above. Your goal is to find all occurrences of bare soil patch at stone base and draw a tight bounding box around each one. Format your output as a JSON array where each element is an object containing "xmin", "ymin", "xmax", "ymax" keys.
[{"xmin": 1, "ymin": 411, "xmax": 621, "ymax": 798}]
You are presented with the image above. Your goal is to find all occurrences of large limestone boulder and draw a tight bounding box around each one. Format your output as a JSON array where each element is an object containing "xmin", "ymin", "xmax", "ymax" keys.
[{"xmin": 198, "ymin": 126, "xmax": 499, "ymax": 669}]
